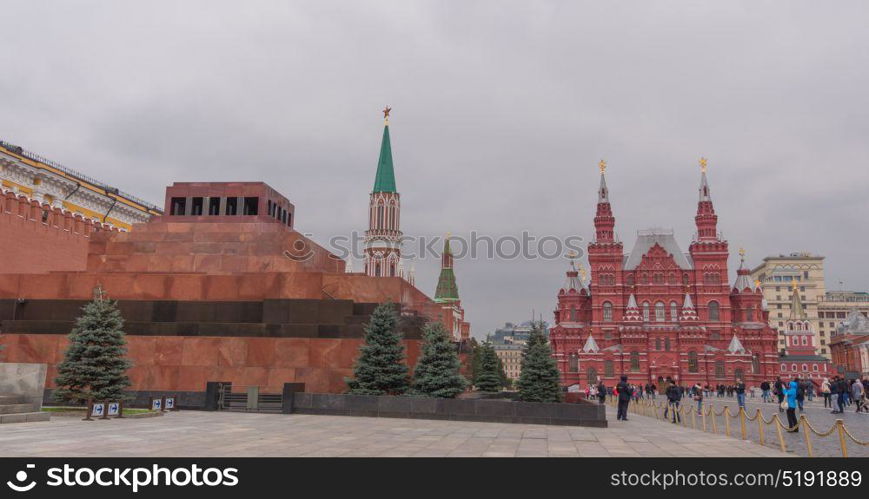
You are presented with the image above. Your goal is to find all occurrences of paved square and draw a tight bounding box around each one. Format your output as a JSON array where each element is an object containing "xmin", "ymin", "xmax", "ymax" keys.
[{"xmin": 0, "ymin": 406, "xmax": 792, "ymax": 457}]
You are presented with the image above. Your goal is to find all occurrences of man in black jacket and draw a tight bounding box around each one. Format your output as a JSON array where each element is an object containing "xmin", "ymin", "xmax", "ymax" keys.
[
  {"xmin": 616, "ymin": 375, "xmax": 631, "ymax": 421},
  {"xmin": 597, "ymin": 380, "xmax": 607, "ymax": 405},
  {"xmin": 666, "ymin": 381, "xmax": 682, "ymax": 423}
]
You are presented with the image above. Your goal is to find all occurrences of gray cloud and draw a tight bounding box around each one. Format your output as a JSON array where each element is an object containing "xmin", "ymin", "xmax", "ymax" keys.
[{"xmin": 2, "ymin": 1, "xmax": 867, "ymax": 337}]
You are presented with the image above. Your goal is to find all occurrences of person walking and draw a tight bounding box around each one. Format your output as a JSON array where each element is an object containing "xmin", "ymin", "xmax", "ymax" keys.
[
  {"xmin": 821, "ymin": 378, "xmax": 832, "ymax": 408},
  {"xmin": 784, "ymin": 379, "xmax": 799, "ymax": 432},
  {"xmin": 795, "ymin": 378, "xmax": 806, "ymax": 412},
  {"xmin": 666, "ymin": 379, "xmax": 681, "ymax": 423},
  {"xmin": 760, "ymin": 380, "xmax": 771, "ymax": 402},
  {"xmin": 597, "ymin": 380, "xmax": 607, "ymax": 405},
  {"xmin": 693, "ymin": 382, "xmax": 703, "ymax": 415},
  {"xmin": 616, "ymin": 375, "xmax": 631, "ymax": 421},
  {"xmin": 852, "ymin": 378, "xmax": 864, "ymax": 414},
  {"xmin": 735, "ymin": 378, "xmax": 746, "ymax": 409},
  {"xmin": 774, "ymin": 377, "xmax": 785, "ymax": 412}
]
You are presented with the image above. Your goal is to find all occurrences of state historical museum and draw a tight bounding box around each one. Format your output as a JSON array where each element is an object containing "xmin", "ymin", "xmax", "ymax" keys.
[{"xmin": 549, "ymin": 160, "xmax": 779, "ymax": 388}]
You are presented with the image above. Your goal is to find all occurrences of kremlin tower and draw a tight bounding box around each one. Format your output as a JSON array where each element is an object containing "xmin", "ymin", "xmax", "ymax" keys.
[
  {"xmin": 434, "ymin": 236, "xmax": 470, "ymax": 342},
  {"xmin": 364, "ymin": 107, "xmax": 406, "ymax": 280}
]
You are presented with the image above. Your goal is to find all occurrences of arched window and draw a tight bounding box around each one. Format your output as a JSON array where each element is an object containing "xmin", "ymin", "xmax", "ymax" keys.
[
  {"xmin": 626, "ymin": 274, "xmax": 635, "ymax": 287},
  {"xmin": 568, "ymin": 354, "xmax": 578, "ymax": 373},
  {"xmin": 670, "ymin": 301, "xmax": 678, "ymax": 321},
  {"xmin": 376, "ymin": 201, "xmax": 385, "ymax": 229},
  {"xmin": 655, "ymin": 302, "xmax": 665, "ymax": 322},
  {"xmin": 602, "ymin": 302, "xmax": 613, "ymax": 322},
  {"xmin": 655, "ymin": 338, "xmax": 661, "ymax": 351},
  {"xmin": 734, "ymin": 368, "xmax": 745, "ymax": 381},
  {"xmin": 812, "ymin": 364, "xmax": 819, "ymax": 372},
  {"xmin": 708, "ymin": 301, "xmax": 720, "ymax": 321},
  {"xmin": 688, "ymin": 351, "xmax": 698, "ymax": 373},
  {"xmin": 745, "ymin": 307, "xmax": 754, "ymax": 322},
  {"xmin": 791, "ymin": 364, "xmax": 797, "ymax": 372},
  {"xmin": 604, "ymin": 360, "xmax": 614, "ymax": 378},
  {"xmin": 642, "ymin": 302, "xmax": 650, "ymax": 322},
  {"xmin": 664, "ymin": 337, "xmax": 671, "ymax": 351},
  {"xmin": 630, "ymin": 351, "xmax": 640, "ymax": 372},
  {"xmin": 569, "ymin": 307, "xmax": 577, "ymax": 322},
  {"xmin": 683, "ymin": 273, "xmax": 690, "ymax": 286},
  {"xmin": 801, "ymin": 336, "xmax": 808, "ymax": 345},
  {"xmin": 752, "ymin": 354, "xmax": 761, "ymax": 374},
  {"xmin": 654, "ymin": 273, "xmax": 664, "ymax": 284},
  {"xmin": 715, "ymin": 360, "xmax": 725, "ymax": 377},
  {"xmin": 586, "ymin": 367, "xmax": 598, "ymax": 385},
  {"xmin": 801, "ymin": 364, "xmax": 808, "ymax": 372}
]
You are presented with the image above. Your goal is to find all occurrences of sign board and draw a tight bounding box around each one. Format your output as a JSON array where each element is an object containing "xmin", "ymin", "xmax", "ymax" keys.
[
  {"xmin": 107, "ymin": 402, "xmax": 120, "ymax": 416},
  {"xmin": 150, "ymin": 397, "xmax": 162, "ymax": 411},
  {"xmin": 164, "ymin": 397, "xmax": 176, "ymax": 410},
  {"xmin": 91, "ymin": 403, "xmax": 105, "ymax": 418}
]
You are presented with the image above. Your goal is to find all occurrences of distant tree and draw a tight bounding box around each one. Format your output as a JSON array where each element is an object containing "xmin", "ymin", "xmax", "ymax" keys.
[
  {"xmin": 517, "ymin": 321, "xmax": 562, "ymax": 403},
  {"xmin": 347, "ymin": 303, "xmax": 409, "ymax": 395},
  {"xmin": 469, "ymin": 338, "xmax": 483, "ymax": 383},
  {"xmin": 54, "ymin": 289, "xmax": 132, "ymax": 404},
  {"xmin": 412, "ymin": 322, "xmax": 467, "ymax": 398},
  {"xmin": 474, "ymin": 343, "xmax": 503, "ymax": 392},
  {"xmin": 496, "ymin": 355, "xmax": 510, "ymax": 388}
]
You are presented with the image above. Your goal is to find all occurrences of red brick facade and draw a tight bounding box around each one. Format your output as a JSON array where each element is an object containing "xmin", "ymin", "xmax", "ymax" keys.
[
  {"xmin": 549, "ymin": 165, "xmax": 779, "ymax": 388},
  {"xmin": 0, "ymin": 190, "xmax": 118, "ymax": 274}
]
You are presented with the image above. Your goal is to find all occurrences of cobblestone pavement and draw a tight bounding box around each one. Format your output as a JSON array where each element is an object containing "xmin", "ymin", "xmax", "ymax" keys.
[
  {"xmin": 639, "ymin": 395, "xmax": 868, "ymax": 457},
  {"xmin": 0, "ymin": 408, "xmax": 789, "ymax": 458}
]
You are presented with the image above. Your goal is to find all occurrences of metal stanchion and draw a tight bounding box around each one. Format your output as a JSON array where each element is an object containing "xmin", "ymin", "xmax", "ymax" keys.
[
  {"xmin": 724, "ymin": 407, "xmax": 731, "ymax": 437},
  {"xmin": 773, "ymin": 415, "xmax": 787, "ymax": 453},
  {"xmin": 836, "ymin": 420, "xmax": 848, "ymax": 458},
  {"xmin": 739, "ymin": 407, "xmax": 747, "ymax": 440},
  {"xmin": 800, "ymin": 416, "xmax": 814, "ymax": 457},
  {"xmin": 756, "ymin": 410, "xmax": 765, "ymax": 446}
]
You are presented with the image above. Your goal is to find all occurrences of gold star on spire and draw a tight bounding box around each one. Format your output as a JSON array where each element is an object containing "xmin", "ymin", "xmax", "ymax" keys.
[
  {"xmin": 699, "ymin": 157, "xmax": 708, "ymax": 173},
  {"xmin": 599, "ymin": 159, "xmax": 607, "ymax": 174},
  {"xmin": 755, "ymin": 279, "xmax": 762, "ymax": 289},
  {"xmin": 578, "ymin": 265, "xmax": 587, "ymax": 282},
  {"xmin": 792, "ymin": 280, "xmax": 798, "ymax": 290}
]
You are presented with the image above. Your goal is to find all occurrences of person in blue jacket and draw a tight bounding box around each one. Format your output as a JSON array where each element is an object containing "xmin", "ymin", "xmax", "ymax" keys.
[{"xmin": 784, "ymin": 379, "xmax": 799, "ymax": 432}]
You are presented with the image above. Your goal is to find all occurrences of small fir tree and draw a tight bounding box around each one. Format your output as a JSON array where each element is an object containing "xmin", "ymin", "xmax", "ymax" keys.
[
  {"xmin": 474, "ymin": 343, "xmax": 503, "ymax": 392},
  {"xmin": 54, "ymin": 288, "xmax": 132, "ymax": 404},
  {"xmin": 348, "ymin": 302, "xmax": 409, "ymax": 395},
  {"xmin": 469, "ymin": 338, "xmax": 483, "ymax": 383},
  {"xmin": 412, "ymin": 322, "xmax": 467, "ymax": 398},
  {"xmin": 517, "ymin": 321, "xmax": 562, "ymax": 403}
]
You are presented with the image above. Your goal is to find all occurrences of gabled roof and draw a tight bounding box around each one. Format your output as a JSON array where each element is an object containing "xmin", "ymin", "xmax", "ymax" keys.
[
  {"xmin": 624, "ymin": 229, "xmax": 693, "ymax": 270},
  {"xmin": 582, "ymin": 335, "xmax": 600, "ymax": 353},
  {"xmin": 727, "ymin": 334, "xmax": 746, "ymax": 354}
]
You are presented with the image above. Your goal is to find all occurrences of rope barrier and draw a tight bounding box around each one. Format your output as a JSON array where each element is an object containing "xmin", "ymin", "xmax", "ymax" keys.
[{"xmin": 617, "ymin": 396, "xmax": 868, "ymax": 457}]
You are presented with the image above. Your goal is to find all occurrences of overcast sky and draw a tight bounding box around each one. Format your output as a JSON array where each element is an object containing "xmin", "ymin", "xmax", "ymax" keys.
[{"xmin": 2, "ymin": 1, "xmax": 867, "ymax": 338}]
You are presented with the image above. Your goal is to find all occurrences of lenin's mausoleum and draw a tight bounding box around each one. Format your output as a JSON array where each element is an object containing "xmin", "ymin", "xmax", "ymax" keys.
[{"xmin": 0, "ymin": 114, "xmax": 469, "ymax": 405}]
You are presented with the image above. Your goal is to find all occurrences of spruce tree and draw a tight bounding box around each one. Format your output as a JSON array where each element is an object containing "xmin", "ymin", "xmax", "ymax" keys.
[
  {"xmin": 54, "ymin": 289, "xmax": 132, "ymax": 404},
  {"xmin": 412, "ymin": 322, "xmax": 467, "ymax": 398},
  {"xmin": 517, "ymin": 321, "xmax": 562, "ymax": 403},
  {"xmin": 474, "ymin": 343, "xmax": 503, "ymax": 392},
  {"xmin": 469, "ymin": 338, "xmax": 483, "ymax": 383},
  {"xmin": 348, "ymin": 302, "xmax": 409, "ymax": 395}
]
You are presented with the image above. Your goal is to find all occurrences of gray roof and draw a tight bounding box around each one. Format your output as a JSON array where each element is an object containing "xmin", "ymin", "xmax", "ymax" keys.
[{"xmin": 624, "ymin": 228, "xmax": 693, "ymax": 270}]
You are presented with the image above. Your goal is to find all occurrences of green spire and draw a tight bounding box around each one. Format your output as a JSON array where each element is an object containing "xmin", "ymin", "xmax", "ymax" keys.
[
  {"xmin": 434, "ymin": 237, "xmax": 459, "ymax": 303},
  {"xmin": 373, "ymin": 122, "xmax": 397, "ymax": 193}
]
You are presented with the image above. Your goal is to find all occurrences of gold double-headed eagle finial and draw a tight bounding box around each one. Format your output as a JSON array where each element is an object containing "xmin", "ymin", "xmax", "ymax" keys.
[
  {"xmin": 755, "ymin": 279, "xmax": 762, "ymax": 289},
  {"xmin": 699, "ymin": 157, "xmax": 708, "ymax": 173},
  {"xmin": 599, "ymin": 159, "xmax": 607, "ymax": 174},
  {"xmin": 382, "ymin": 106, "xmax": 391, "ymax": 124}
]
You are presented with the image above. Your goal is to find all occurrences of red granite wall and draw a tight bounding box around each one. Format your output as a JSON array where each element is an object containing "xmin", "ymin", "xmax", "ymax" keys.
[{"xmin": 0, "ymin": 333, "xmax": 423, "ymax": 394}]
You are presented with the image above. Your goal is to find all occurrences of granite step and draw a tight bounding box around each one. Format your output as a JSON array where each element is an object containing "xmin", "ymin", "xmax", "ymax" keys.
[
  {"xmin": 0, "ymin": 411, "xmax": 51, "ymax": 424},
  {"xmin": 0, "ymin": 394, "xmax": 27, "ymax": 404},
  {"xmin": 0, "ymin": 403, "xmax": 39, "ymax": 414}
]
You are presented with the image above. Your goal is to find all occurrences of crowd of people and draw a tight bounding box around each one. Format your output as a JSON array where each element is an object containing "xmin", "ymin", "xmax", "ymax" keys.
[{"xmin": 586, "ymin": 375, "xmax": 869, "ymax": 428}]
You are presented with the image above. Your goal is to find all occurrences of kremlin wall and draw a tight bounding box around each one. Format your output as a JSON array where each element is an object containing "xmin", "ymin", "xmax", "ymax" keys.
[{"xmin": 0, "ymin": 114, "xmax": 471, "ymax": 405}]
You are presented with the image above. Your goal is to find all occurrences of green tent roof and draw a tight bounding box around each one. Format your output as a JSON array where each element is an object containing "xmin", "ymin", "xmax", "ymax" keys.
[
  {"xmin": 434, "ymin": 238, "xmax": 459, "ymax": 302},
  {"xmin": 373, "ymin": 124, "xmax": 397, "ymax": 193}
]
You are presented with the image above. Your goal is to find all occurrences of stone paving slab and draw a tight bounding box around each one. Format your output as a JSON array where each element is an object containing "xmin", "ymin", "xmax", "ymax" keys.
[{"xmin": 0, "ymin": 408, "xmax": 792, "ymax": 458}]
